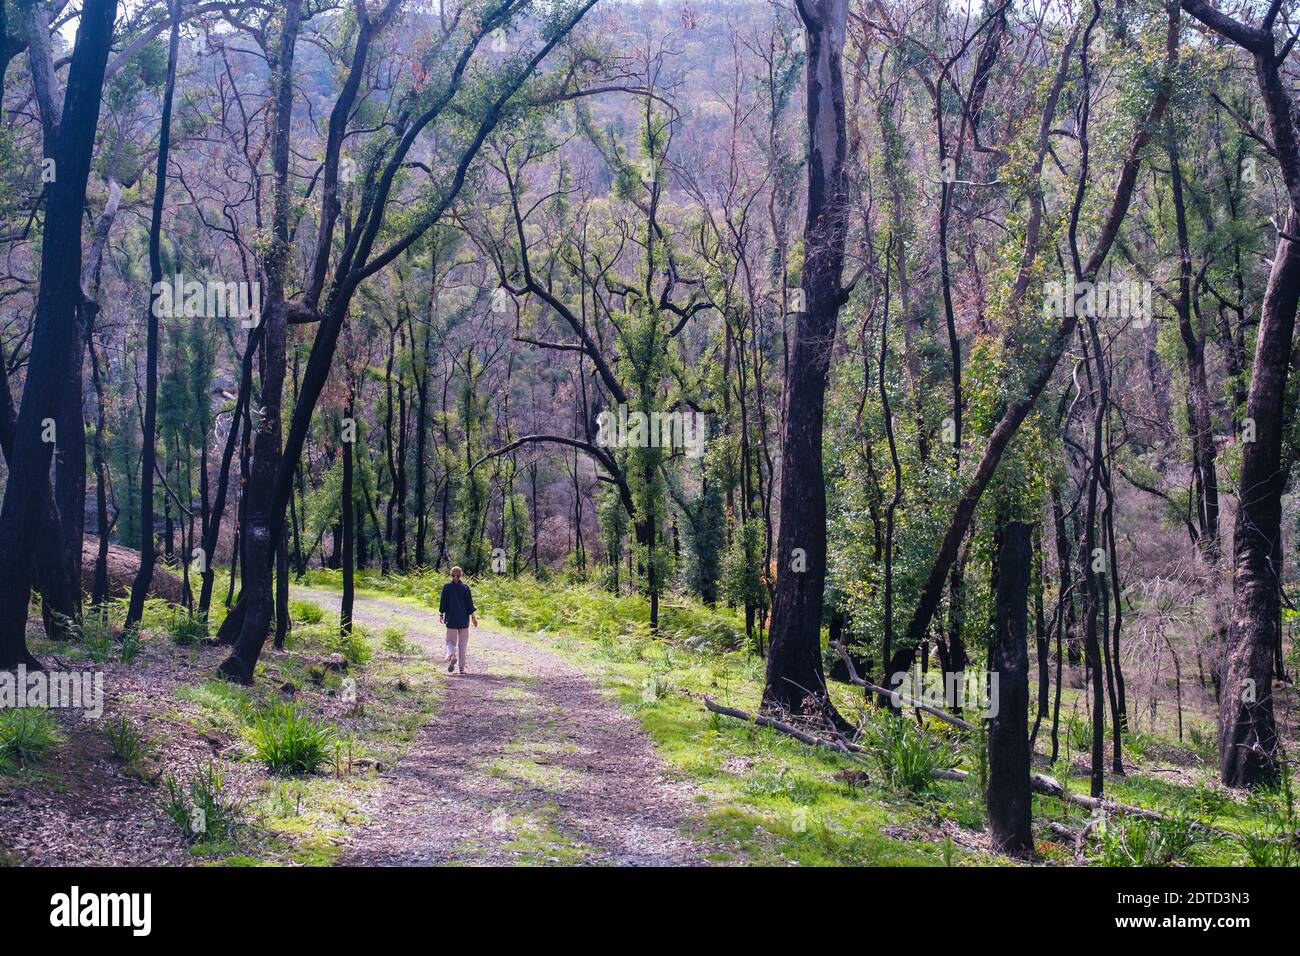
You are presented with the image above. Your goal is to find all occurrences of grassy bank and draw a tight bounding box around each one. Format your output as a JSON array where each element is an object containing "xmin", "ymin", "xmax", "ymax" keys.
[{"xmin": 2, "ymin": 594, "xmax": 444, "ymax": 866}]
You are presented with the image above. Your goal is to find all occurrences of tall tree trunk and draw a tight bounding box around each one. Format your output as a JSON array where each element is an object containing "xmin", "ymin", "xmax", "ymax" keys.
[
  {"xmin": 1219, "ymin": 214, "xmax": 1298, "ymax": 787},
  {"xmin": 216, "ymin": 0, "xmax": 302, "ymax": 682},
  {"xmin": 199, "ymin": 332, "xmax": 255, "ymax": 617},
  {"xmin": 761, "ymin": 0, "xmax": 850, "ymax": 720},
  {"xmin": 341, "ymin": 406, "xmax": 355, "ymax": 634},
  {"xmin": 274, "ymin": 522, "xmax": 289, "ymax": 650},
  {"xmin": 88, "ymin": 328, "xmax": 113, "ymax": 607},
  {"xmin": 1179, "ymin": 0, "xmax": 1300, "ymax": 789},
  {"xmin": 0, "ymin": 0, "xmax": 118, "ymax": 668},
  {"xmin": 988, "ymin": 518, "xmax": 1033, "ymax": 857},
  {"xmin": 0, "ymin": 343, "xmax": 75, "ymax": 635},
  {"xmin": 126, "ymin": 0, "xmax": 181, "ymax": 629}
]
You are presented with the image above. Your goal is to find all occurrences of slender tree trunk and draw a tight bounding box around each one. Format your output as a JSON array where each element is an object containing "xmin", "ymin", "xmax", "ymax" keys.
[
  {"xmin": 274, "ymin": 522, "xmax": 289, "ymax": 650},
  {"xmin": 199, "ymin": 335, "xmax": 254, "ymax": 617},
  {"xmin": 126, "ymin": 0, "xmax": 181, "ymax": 629},
  {"xmin": 1030, "ymin": 526, "xmax": 1050, "ymax": 750},
  {"xmin": 88, "ymin": 329, "xmax": 112, "ymax": 607},
  {"xmin": 341, "ymin": 395, "xmax": 355, "ymax": 634}
]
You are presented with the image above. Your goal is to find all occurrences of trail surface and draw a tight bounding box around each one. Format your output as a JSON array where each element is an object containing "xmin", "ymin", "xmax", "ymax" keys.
[{"xmin": 294, "ymin": 587, "xmax": 709, "ymax": 866}]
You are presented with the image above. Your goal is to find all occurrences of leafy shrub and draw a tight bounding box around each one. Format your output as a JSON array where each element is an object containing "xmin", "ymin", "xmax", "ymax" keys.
[
  {"xmin": 168, "ymin": 609, "xmax": 208, "ymax": 645},
  {"xmin": 289, "ymin": 600, "xmax": 324, "ymax": 626},
  {"xmin": 162, "ymin": 760, "xmax": 242, "ymax": 844},
  {"xmin": 119, "ymin": 625, "xmax": 143, "ymax": 665},
  {"xmin": 1187, "ymin": 723, "xmax": 1218, "ymax": 765},
  {"xmin": 1240, "ymin": 761, "xmax": 1298, "ymax": 867},
  {"xmin": 0, "ymin": 708, "xmax": 59, "ymax": 769},
  {"xmin": 326, "ymin": 626, "xmax": 373, "ymax": 665},
  {"xmin": 859, "ymin": 712, "xmax": 959, "ymax": 794},
  {"xmin": 1094, "ymin": 810, "xmax": 1201, "ymax": 866},
  {"xmin": 250, "ymin": 702, "xmax": 334, "ymax": 775},
  {"xmin": 381, "ymin": 626, "xmax": 417, "ymax": 657},
  {"xmin": 103, "ymin": 714, "xmax": 148, "ymax": 763}
]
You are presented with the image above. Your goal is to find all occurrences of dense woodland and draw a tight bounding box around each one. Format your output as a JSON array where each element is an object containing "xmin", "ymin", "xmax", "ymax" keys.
[{"xmin": 0, "ymin": 0, "xmax": 1297, "ymax": 866}]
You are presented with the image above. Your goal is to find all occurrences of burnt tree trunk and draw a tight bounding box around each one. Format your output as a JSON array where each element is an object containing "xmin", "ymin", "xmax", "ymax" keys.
[
  {"xmin": 199, "ymin": 331, "xmax": 255, "ymax": 617},
  {"xmin": 761, "ymin": 0, "xmax": 850, "ymax": 720},
  {"xmin": 274, "ymin": 522, "xmax": 289, "ymax": 650},
  {"xmin": 341, "ymin": 397, "xmax": 355, "ymax": 634},
  {"xmin": 216, "ymin": 0, "xmax": 302, "ymax": 682},
  {"xmin": 1180, "ymin": 0, "xmax": 1300, "ymax": 789},
  {"xmin": 988, "ymin": 518, "xmax": 1033, "ymax": 857},
  {"xmin": 0, "ymin": 0, "xmax": 117, "ymax": 668}
]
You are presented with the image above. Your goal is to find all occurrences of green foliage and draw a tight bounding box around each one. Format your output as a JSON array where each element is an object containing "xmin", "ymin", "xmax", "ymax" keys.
[
  {"xmin": 454, "ymin": 353, "xmax": 492, "ymax": 575},
  {"xmin": 290, "ymin": 600, "xmax": 325, "ymax": 626},
  {"xmin": 103, "ymin": 714, "xmax": 148, "ymax": 764},
  {"xmin": 177, "ymin": 679, "xmax": 254, "ymax": 724},
  {"xmin": 859, "ymin": 712, "xmax": 960, "ymax": 795},
  {"xmin": 682, "ymin": 442, "xmax": 726, "ymax": 605},
  {"xmin": 380, "ymin": 625, "xmax": 417, "ymax": 657},
  {"xmin": 78, "ymin": 611, "xmax": 115, "ymax": 662},
  {"xmin": 119, "ymin": 625, "xmax": 143, "ymax": 665},
  {"xmin": 326, "ymin": 624, "xmax": 374, "ymax": 665},
  {"xmin": 0, "ymin": 708, "xmax": 60, "ymax": 769},
  {"xmin": 596, "ymin": 483, "xmax": 629, "ymax": 592},
  {"xmin": 1187, "ymin": 723, "xmax": 1218, "ymax": 765},
  {"xmin": 1240, "ymin": 761, "xmax": 1298, "ymax": 867},
  {"xmin": 1068, "ymin": 712, "xmax": 1094, "ymax": 754},
  {"xmin": 167, "ymin": 608, "xmax": 208, "ymax": 645},
  {"xmin": 161, "ymin": 760, "xmax": 242, "ymax": 845},
  {"xmin": 250, "ymin": 702, "xmax": 335, "ymax": 776},
  {"xmin": 1094, "ymin": 809, "xmax": 1202, "ymax": 867},
  {"xmin": 721, "ymin": 517, "xmax": 766, "ymax": 615}
]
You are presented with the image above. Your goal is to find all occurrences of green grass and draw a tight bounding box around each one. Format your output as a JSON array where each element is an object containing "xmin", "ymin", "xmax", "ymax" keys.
[
  {"xmin": 160, "ymin": 614, "xmax": 443, "ymax": 864},
  {"xmin": 249, "ymin": 702, "xmax": 335, "ymax": 776},
  {"xmin": 161, "ymin": 760, "xmax": 243, "ymax": 846},
  {"xmin": 294, "ymin": 571, "xmax": 1291, "ymax": 867},
  {"xmin": 103, "ymin": 714, "xmax": 149, "ymax": 764},
  {"xmin": 0, "ymin": 708, "xmax": 60, "ymax": 770}
]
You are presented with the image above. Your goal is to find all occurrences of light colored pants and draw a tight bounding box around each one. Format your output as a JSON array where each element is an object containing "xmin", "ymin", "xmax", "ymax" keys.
[{"xmin": 445, "ymin": 627, "xmax": 470, "ymax": 670}]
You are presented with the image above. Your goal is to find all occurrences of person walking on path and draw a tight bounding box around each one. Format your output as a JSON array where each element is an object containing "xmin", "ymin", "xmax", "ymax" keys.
[{"xmin": 439, "ymin": 566, "xmax": 478, "ymax": 674}]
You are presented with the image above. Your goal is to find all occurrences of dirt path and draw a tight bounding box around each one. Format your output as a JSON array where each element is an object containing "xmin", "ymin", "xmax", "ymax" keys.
[{"xmin": 293, "ymin": 588, "xmax": 710, "ymax": 866}]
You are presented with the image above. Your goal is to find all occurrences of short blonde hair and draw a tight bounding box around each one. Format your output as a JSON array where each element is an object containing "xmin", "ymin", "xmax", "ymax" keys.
[{"xmin": 450, "ymin": 565, "xmax": 463, "ymax": 579}]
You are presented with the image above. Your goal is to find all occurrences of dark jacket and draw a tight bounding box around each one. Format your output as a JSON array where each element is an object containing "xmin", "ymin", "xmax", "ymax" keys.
[{"xmin": 439, "ymin": 580, "xmax": 476, "ymax": 629}]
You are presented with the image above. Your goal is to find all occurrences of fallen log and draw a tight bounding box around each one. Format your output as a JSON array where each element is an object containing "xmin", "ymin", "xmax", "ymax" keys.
[
  {"xmin": 81, "ymin": 536, "xmax": 184, "ymax": 603},
  {"xmin": 703, "ymin": 697, "xmax": 863, "ymax": 755},
  {"xmin": 832, "ymin": 641, "xmax": 976, "ymax": 732},
  {"xmin": 930, "ymin": 767, "xmax": 1246, "ymax": 839}
]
